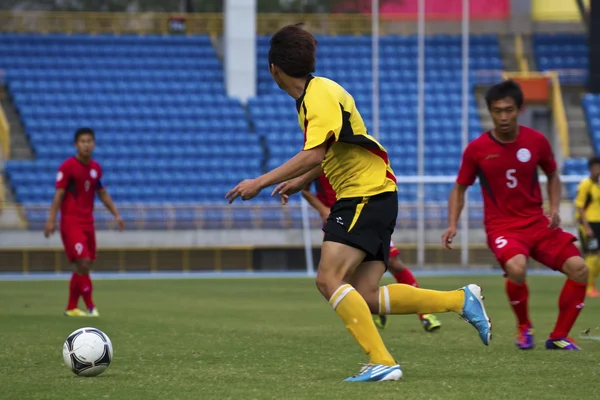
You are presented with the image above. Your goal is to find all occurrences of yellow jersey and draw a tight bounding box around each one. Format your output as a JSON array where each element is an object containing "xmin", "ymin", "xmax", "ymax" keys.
[
  {"xmin": 296, "ymin": 75, "xmax": 397, "ymax": 199},
  {"xmin": 574, "ymin": 177, "xmax": 600, "ymax": 223}
]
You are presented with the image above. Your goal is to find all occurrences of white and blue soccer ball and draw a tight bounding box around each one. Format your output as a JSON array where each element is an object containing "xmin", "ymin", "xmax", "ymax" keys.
[{"xmin": 62, "ymin": 327, "xmax": 113, "ymax": 377}]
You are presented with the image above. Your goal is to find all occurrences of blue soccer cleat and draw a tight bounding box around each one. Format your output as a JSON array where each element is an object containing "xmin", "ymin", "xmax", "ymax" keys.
[
  {"xmin": 459, "ymin": 284, "xmax": 492, "ymax": 345},
  {"xmin": 344, "ymin": 363, "xmax": 403, "ymax": 382}
]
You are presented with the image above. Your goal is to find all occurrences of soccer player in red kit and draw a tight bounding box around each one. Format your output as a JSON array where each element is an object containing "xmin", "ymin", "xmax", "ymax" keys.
[
  {"xmin": 44, "ymin": 128, "xmax": 124, "ymax": 317},
  {"xmin": 302, "ymin": 173, "xmax": 442, "ymax": 332},
  {"xmin": 442, "ymin": 80, "xmax": 588, "ymax": 350}
]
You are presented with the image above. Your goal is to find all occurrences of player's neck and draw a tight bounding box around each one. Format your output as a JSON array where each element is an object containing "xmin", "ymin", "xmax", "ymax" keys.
[
  {"xmin": 492, "ymin": 127, "xmax": 519, "ymax": 143},
  {"xmin": 284, "ymin": 77, "xmax": 310, "ymax": 100},
  {"xmin": 75, "ymin": 154, "xmax": 91, "ymax": 164}
]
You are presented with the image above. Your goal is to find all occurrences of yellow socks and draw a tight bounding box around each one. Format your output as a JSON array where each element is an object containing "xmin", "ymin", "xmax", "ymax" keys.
[
  {"xmin": 379, "ymin": 284, "xmax": 464, "ymax": 315},
  {"xmin": 586, "ymin": 254, "xmax": 600, "ymax": 292},
  {"xmin": 330, "ymin": 284, "xmax": 396, "ymax": 366}
]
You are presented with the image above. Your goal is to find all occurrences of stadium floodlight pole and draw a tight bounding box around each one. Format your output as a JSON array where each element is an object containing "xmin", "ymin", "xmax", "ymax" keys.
[
  {"xmin": 416, "ymin": 0, "xmax": 426, "ymax": 267},
  {"xmin": 372, "ymin": 0, "xmax": 380, "ymax": 141},
  {"xmin": 460, "ymin": 0, "xmax": 470, "ymax": 266},
  {"xmin": 301, "ymin": 198, "xmax": 316, "ymax": 277}
]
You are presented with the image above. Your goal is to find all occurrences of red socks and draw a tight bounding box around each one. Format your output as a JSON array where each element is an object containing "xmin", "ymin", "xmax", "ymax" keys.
[
  {"xmin": 549, "ymin": 279, "xmax": 586, "ymax": 340},
  {"xmin": 393, "ymin": 268, "xmax": 424, "ymax": 320},
  {"xmin": 66, "ymin": 272, "xmax": 95, "ymax": 311},
  {"xmin": 505, "ymin": 279, "xmax": 531, "ymax": 327},
  {"xmin": 67, "ymin": 272, "xmax": 80, "ymax": 310},
  {"xmin": 79, "ymin": 273, "xmax": 95, "ymax": 310}
]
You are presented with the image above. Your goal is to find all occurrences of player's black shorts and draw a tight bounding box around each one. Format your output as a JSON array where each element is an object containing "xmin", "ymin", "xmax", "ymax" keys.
[
  {"xmin": 579, "ymin": 222, "xmax": 600, "ymax": 252},
  {"xmin": 323, "ymin": 190, "xmax": 398, "ymax": 267}
]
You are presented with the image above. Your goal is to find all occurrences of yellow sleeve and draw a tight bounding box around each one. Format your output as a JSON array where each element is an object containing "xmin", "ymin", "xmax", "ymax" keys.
[
  {"xmin": 574, "ymin": 179, "xmax": 591, "ymax": 209},
  {"xmin": 302, "ymin": 89, "xmax": 342, "ymax": 150}
]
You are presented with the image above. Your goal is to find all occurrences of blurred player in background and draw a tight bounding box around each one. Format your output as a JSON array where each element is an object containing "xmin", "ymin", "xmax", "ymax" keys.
[
  {"xmin": 44, "ymin": 128, "xmax": 124, "ymax": 317},
  {"xmin": 443, "ymin": 80, "xmax": 588, "ymax": 350},
  {"xmin": 574, "ymin": 157, "xmax": 600, "ymax": 297},
  {"xmin": 226, "ymin": 24, "xmax": 491, "ymax": 382},
  {"xmin": 302, "ymin": 173, "xmax": 442, "ymax": 332}
]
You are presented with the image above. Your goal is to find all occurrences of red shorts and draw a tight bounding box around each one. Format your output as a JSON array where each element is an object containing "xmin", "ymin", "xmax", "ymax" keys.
[
  {"xmin": 389, "ymin": 240, "xmax": 400, "ymax": 258},
  {"xmin": 60, "ymin": 222, "xmax": 96, "ymax": 263},
  {"xmin": 487, "ymin": 219, "xmax": 580, "ymax": 272}
]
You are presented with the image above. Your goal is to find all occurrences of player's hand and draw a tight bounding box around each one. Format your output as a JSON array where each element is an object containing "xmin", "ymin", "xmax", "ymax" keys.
[
  {"xmin": 225, "ymin": 179, "xmax": 262, "ymax": 204},
  {"xmin": 272, "ymin": 178, "xmax": 304, "ymax": 204},
  {"xmin": 441, "ymin": 226, "xmax": 457, "ymax": 249},
  {"xmin": 44, "ymin": 220, "xmax": 56, "ymax": 238},
  {"xmin": 585, "ymin": 226, "xmax": 595, "ymax": 238},
  {"xmin": 320, "ymin": 211, "xmax": 330, "ymax": 224},
  {"xmin": 115, "ymin": 215, "xmax": 125, "ymax": 232},
  {"xmin": 547, "ymin": 210, "xmax": 561, "ymax": 228}
]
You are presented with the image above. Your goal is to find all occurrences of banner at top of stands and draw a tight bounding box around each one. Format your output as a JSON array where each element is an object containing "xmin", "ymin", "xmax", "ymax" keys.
[
  {"xmin": 532, "ymin": 0, "xmax": 588, "ymax": 21},
  {"xmin": 333, "ymin": 0, "xmax": 509, "ymax": 20}
]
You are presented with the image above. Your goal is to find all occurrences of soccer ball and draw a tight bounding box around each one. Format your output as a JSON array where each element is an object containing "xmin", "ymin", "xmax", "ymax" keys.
[{"xmin": 62, "ymin": 327, "xmax": 113, "ymax": 377}]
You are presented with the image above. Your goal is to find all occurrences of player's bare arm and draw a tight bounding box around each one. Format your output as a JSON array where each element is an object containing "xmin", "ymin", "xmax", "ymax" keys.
[
  {"xmin": 97, "ymin": 188, "xmax": 124, "ymax": 231},
  {"xmin": 545, "ymin": 171, "xmax": 561, "ymax": 228},
  {"xmin": 301, "ymin": 188, "xmax": 330, "ymax": 222},
  {"xmin": 45, "ymin": 188, "xmax": 65, "ymax": 238},
  {"xmin": 274, "ymin": 164, "xmax": 324, "ymax": 204},
  {"xmin": 226, "ymin": 143, "xmax": 326, "ymax": 203},
  {"xmin": 442, "ymin": 184, "xmax": 468, "ymax": 249}
]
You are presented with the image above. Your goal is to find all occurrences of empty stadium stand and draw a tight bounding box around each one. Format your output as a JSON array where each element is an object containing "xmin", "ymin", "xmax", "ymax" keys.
[{"xmin": 533, "ymin": 33, "xmax": 587, "ymax": 85}]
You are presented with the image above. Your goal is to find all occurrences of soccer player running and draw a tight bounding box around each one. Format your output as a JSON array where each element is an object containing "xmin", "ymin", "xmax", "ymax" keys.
[
  {"xmin": 302, "ymin": 173, "xmax": 442, "ymax": 332},
  {"xmin": 575, "ymin": 157, "xmax": 600, "ymax": 297},
  {"xmin": 226, "ymin": 24, "xmax": 491, "ymax": 382},
  {"xmin": 44, "ymin": 128, "xmax": 124, "ymax": 317},
  {"xmin": 442, "ymin": 80, "xmax": 588, "ymax": 350}
]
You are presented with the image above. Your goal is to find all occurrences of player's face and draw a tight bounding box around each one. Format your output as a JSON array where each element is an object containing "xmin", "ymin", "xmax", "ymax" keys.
[
  {"xmin": 269, "ymin": 63, "xmax": 284, "ymax": 89},
  {"xmin": 590, "ymin": 163, "xmax": 600, "ymax": 179},
  {"xmin": 75, "ymin": 134, "xmax": 95, "ymax": 157},
  {"xmin": 489, "ymin": 97, "xmax": 520, "ymax": 135}
]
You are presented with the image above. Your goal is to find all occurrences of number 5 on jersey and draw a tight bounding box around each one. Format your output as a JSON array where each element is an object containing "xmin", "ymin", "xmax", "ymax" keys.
[
  {"xmin": 506, "ymin": 169, "xmax": 517, "ymax": 188},
  {"xmin": 495, "ymin": 236, "xmax": 508, "ymax": 249}
]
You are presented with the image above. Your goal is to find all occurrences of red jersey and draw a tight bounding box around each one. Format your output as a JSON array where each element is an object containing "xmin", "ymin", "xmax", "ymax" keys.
[
  {"xmin": 55, "ymin": 156, "xmax": 103, "ymax": 226},
  {"xmin": 456, "ymin": 126, "xmax": 557, "ymax": 233},
  {"xmin": 314, "ymin": 173, "xmax": 337, "ymax": 208}
]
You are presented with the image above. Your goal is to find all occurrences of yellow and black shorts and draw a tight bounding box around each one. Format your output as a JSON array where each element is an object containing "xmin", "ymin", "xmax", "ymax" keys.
[
  {"xmin": 323, "ymin": 190, "xmax": 398, "ymax": 267},
  {"xmin": 579, "ymin": 222, "xmax": 600, "ymax": 252}
]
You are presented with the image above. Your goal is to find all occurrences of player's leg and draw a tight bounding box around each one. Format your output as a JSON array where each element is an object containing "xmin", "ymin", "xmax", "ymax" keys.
[
  {"xmin": 532, "ymin": 229, "xmax": 587, "ymax": 350},
  {"xmin": 580, "ymin": 223, "xmax": 600, "ymax": 296},
  {"xmin": 317, "ymin": 238, "xmax": 401, "ymax": 382},
  {"xmin": 79, "ymin": 227, "xmax": 98, "ymax": 316},
  {"xmin": 381, "ymin": 250, "xmax": 441, "ymax": 332},
  {"xmin": 488, "ymin": 233, "xmax": 533, "ymax": 349},
  {"xmin": 60, "ymin": 228, "xmax": 88, "ymax": 317}
]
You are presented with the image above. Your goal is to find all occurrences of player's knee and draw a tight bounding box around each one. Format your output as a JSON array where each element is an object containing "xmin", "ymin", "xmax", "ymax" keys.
[
  {"xmin": 387, "ymin": 256, "xmax": 404, "ymax": 274},
  {"xmin": 504, "ymin": 256, "xmax": 527, "ymax": 284},
  {"xmin": 562, "ymin": 257, "xmax": 588, "ymax": 284},
  {"xmin": 315, "ymin": 269, "xmax": 342, "ymax": 299},
  {"xmin": 75, "ymin": 258, "xmax": 92, "ymax": 274}
]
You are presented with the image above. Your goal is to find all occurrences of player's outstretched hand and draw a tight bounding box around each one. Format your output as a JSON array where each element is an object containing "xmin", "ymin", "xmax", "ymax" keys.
[
  {"xmin": 225, "ymin": 179, "xmax": 261, "ymax": 204},
  {"xmin": 44, "ymin": 220, "xmax": 56, "ymax": 238},
  {"xmin": 115, "ymin": 216, "xmax": 125, "ymax": 232},
  {"xmin": 272, "ymin": 178, "xmax": 304, "ymax": 205},
  {"xmin": 546, "ymin": 210, "xmax": 561, "ymax": 228},
  {"xmin": 441, "ymin": 226, "xmax": 457, "ymax": 250}
]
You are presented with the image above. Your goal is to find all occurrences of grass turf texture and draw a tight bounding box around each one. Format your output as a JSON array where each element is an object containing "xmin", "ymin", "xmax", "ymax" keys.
[{"xmin": 0, "ymin": 276, "xmax": 599, "ymax": 400}]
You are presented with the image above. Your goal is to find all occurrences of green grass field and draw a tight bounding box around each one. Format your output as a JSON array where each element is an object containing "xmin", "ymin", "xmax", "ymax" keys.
[{"xmin": 1, "ymin": 275, "xmax": 599, "ymax": 400}]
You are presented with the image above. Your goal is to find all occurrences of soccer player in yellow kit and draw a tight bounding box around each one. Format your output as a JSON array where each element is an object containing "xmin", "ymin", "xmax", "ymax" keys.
[
  {"xmin": 575, "ymin": 157, "xmax": 600, "ymax": 297},
  {"xmin": 226, "ymin": 24, "xmax": 491, "ymax": 382}
]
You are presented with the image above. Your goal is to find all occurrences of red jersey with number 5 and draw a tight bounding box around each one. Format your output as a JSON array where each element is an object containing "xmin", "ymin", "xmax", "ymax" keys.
[
  {"xmin": 456, "ymin": 126, "xmax": 557, "ymax": 233},
  {"xmin": 55, "ymin": 156, "xmax": 103, "ymax": 226}
]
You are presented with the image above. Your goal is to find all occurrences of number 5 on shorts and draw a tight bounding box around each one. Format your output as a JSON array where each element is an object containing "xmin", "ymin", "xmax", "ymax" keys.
[{"xmin": 495, "ymin": 236, "xmax": 508, "ymax": 249}]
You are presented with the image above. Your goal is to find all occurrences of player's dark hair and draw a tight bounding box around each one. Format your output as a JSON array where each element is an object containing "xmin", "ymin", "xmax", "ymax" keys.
[
  {"xmin": 485, "ymin": 80, "xmax": 524, "ymax": 110},
  {"xmin": 268, "ymin": 23, "xmax": 317, "ymax": 78},
  {"xmin": 74, "ymin": 127, "xmax": 95, "ymax": 143},
  {"xmin": 588, "ymin": 156, "xmax": 600, "ymax": 168}
]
